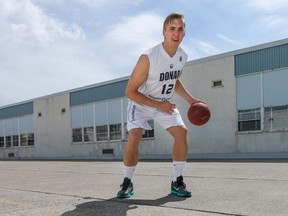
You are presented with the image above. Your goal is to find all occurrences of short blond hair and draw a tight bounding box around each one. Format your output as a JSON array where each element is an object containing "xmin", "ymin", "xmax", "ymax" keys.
[{"xmin": 163, "ymin": 12, "xmax": 185, "ymax": 29}]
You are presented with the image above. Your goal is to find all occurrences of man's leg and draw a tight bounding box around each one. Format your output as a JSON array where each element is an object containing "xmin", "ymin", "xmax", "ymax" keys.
[
  {"xmin": 167, "ymin": 125, "xmax": 188, "ymax": 161},
  {"xmin": 124, "ymin": 128, "xmax": 143, "ymax": 166},
  {"xmin": 167, "ymin": 125, "xmax": 191, "ymax": 197},
  {"xmin": 117, "ymin": 128, "xmax": 143, "ymax": 198}
]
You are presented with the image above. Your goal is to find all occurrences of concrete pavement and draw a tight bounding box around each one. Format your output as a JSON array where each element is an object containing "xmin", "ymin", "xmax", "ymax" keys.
[{"xmin": 0, "ymin": 160, "xmax": 287, "ymax": 216}]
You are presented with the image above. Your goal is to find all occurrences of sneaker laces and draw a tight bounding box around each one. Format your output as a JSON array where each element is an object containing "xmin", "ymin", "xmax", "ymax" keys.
[
  {"xmin": 176, "ymin": 176, "xmax": 186, "ymax": 188},
  {"xmin": 120, "ymin": 178, "xmax": 130, "ymax": 190},
  {"xmin": 120, "ymin": 183, "xmax": 128, "ymax": 190}
]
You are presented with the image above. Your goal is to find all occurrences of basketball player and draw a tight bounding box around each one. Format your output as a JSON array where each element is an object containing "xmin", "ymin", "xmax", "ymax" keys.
[{"xmin": 117, "ymin": 12, "xmax": 201, "ymax": 198}]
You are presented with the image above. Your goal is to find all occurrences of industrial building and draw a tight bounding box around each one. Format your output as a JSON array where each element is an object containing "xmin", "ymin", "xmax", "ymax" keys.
[{"xmin": 1, "ymin": 38, "xmax": 288, "ymax": 160}]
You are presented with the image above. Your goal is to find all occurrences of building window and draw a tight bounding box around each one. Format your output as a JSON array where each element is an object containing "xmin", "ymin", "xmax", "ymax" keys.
[
  {"xmin": 72, "ymin": 128, "xmax": 82, "ymax": 142},
  {"xmin": 142, "ymin": 129, "xmax": 154, "ymax": 138},
  {"xmin": 20, "ymin": 134, "xmax": 28, "ymax": 146},
  {"xmin": 13, "ymin": 135, "xmax": 19, "ymax": 147},
  {"xmin": 96, "ymin": 125, "xmax": 108, "ymax": 141},
  {"xmin": 72, "ymin": 128, "xmax": 82, "ymax": 143},
  {"xmin": 238, "ymin": 109, "xmax": 261, "ymax": 132},
  {"xmin": 264, "ymin": 105, "xmax": 288, "ymax": 131},
  {"xmin": 19, "ymin": 115, "xmax": 34, "ymax": 146},
  {"xmin": 27, "ymin": 133, "xmax": 34, "ymax": 146},
  {"xmin": 84, "ymin": 127, "xmax": 94, "ymax": 142},
  {"xmin": 142, "ymin": 120, "xmax": 155, "ymax": 138},
  {"xmin": 20, "ymin": 133, "xmax": 34, "ymax": 146},
  {"xmin": 71, "ymin": 97, "xmax": 154, "ymax": 143},
  {"xmin": 0, "ymin": 115, "xmax": 34, "ymax": 148},
  {"xmin": 124, "ymin": 123, "xmax": 129, "ymax": 140},
  {"xmin": 0, "ymin": 137, "xmax": 4, "ymax": 148},
  {"xmin": 108, "ymin": 99, "xmax": 122, "ymax": 141},
  {"xmin": 110, "ymin": 124, "xmax": 121, "ymax": 140},
  {"xmin": 5, "ymin": 136, "xmax": 12, "ymax": 147}
]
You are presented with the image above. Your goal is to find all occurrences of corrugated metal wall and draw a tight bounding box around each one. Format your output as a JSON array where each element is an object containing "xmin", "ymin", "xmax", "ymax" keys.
[
  {"xmin": 235, "ymin": 43, "xmax": 288, "ymax": 76},
  {"xmin": 0, "ymin": 102, "xmax": 33, "ymax": 119},
  {"xmin": 70, "ymin": 79, "xmax": 128, "ymax": 106}
]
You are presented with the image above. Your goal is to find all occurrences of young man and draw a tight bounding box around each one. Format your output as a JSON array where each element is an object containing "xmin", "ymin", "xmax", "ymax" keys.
[{"xmin": 117, "ymin": 12, "xmax": 200, "ymax": 198}]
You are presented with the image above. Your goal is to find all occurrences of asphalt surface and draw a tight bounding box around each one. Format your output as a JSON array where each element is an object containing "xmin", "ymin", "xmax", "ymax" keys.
[{"xmin": 0, "ymin": 160, "xmax": 287, "ymax": 216}]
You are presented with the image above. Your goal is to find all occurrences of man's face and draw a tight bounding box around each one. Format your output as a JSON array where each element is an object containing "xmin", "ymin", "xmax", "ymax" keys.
[{"xmin": 163, "ymin": 18, "xmax": 185, "ymax": 48}]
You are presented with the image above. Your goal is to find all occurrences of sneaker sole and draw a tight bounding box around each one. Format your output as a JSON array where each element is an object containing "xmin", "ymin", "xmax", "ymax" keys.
[
  {"xmin": 171, "ymin": 190, "xmax": 192, "ymax": 197},
  {"xmin": 117, "ymin": 191, "xmax": 134, "ymax": 198}
]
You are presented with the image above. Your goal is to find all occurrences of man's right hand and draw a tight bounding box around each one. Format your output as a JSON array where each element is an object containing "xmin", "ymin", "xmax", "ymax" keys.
[{"xmin": 158, "ymin": 101, "xmax": 176, "ymax": 114}]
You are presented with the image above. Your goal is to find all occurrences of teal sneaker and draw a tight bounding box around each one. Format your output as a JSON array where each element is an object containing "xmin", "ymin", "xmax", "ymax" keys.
[
  {"xmin": 171, "ymin": 175, "xmax": 192, "ymax": 197},
  {"xmin": 117, "ymin": 177, "xmax": 134, "ymax": 198}
]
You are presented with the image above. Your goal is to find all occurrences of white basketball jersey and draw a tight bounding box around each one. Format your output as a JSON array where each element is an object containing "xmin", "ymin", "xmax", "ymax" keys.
[{"xmin": 137, "ymin": 43, "xmax": 188, "ymax": 103}]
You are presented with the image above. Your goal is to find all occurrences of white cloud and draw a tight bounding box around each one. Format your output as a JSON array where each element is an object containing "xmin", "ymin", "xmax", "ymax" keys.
[
  {"xmin": 73, "ymin": 0, "xmax": 143, "ymax": 7},
  {"xmin": 259, "ymin": 15, "xmax": 288, "ymax": 28},
  {"xmin": 101, "ymin": 13, "xmax": 163, "ymax": 68},
  {"xmin": 0, "ymin": 0, "xmax": 85, "ymax": 45},
  {"xmin": 217, "ymin": 34, "xmax": 244, "ymax": 47},
  {"xmin": 247, "ymin": 0, "xmax": 288, "ymax": 12},
  {"xmin": 1, "ymin": 0, "xmax": 286, "ymax": 106},
  {"xmin": 0, "ymin": 2, "xmax": 163, "ymax": 106},
  {"xmin": 182, "ymin": 38, "xmax": 221, "ymax": 60},
  {"xmin": 105, "ymin": 13, "xmax": 163, "ymax": 52},
  {"xmin": 196, "ymin": 40, "xmax": 221, "ymax": 56},
  {"xmin": 244, "ymin": 0, "xmax": 288, "ymax": 42},
  {"xmin": 0, "ymin": 0, "xmax": 111, "ymax": 105}
]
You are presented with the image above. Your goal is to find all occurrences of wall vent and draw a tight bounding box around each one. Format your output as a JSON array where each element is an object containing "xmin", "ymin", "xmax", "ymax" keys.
[
  {"xmin": 212, "ymin": 80, "xmax": 223, "ymax": 87},
  {"xmin": 102, "ymin": 149, "xmax": 114, "ymax": 155},
  {"xmin": 8, "ymin": 153, "xmax": 15, "ymax": 158}
]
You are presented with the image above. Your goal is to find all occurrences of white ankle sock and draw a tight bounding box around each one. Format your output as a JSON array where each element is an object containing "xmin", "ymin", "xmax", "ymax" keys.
[
  {"xmin": 123, "ymin": 165, "xmax": 136, "ymax": 181},
  {"xmin": 172, "ymin": 161, "xmax": 186, "ymax": 182}
]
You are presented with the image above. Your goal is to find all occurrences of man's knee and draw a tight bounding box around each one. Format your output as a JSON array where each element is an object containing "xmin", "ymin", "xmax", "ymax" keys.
[
  {"xmin": 178, "ymin": 126, "xmax": 188, "ymax": 136},
  {"xmin": 128, "ymin": 128, "xmax": 143, "ymax": 144},
  {"xmin": 168, "ymin": 125, "xmax": 188, "ymax": 138}
]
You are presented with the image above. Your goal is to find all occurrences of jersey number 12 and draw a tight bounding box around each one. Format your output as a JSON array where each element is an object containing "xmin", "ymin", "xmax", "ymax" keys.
[{"xmin": 161, "ymin": 84, "xmax": 174, "ymax": 94}]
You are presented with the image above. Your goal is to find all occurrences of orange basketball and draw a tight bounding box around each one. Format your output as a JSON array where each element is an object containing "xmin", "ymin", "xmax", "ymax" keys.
[{"xmin": 187, "ymin": 102, "xmax": 211, "ymax": 126}]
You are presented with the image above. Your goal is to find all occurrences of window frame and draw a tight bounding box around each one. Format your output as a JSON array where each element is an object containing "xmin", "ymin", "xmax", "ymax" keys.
[
  {"xmin": 238, "ymin": 108, "xmax": 261, "ymax": 132},
  {"xmin": 0, "ymin": 115, "xmax": 34, "ymax": 148},
  {"xmin": 71, "ymin": 97, "xmax": 155, "ymax": 144},
  {"xmin": 264, "ymin": 105, "xmax": 288, "ymax": 131}
]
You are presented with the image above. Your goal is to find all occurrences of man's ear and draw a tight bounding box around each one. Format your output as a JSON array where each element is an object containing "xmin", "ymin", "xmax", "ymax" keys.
[{"xmin": 162, "ymin": 28, "xmax": 167, "ymax": 39}]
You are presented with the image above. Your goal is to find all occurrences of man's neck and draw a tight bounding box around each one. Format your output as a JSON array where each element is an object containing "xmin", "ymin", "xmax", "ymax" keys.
[{"xmin": 162, "ymin": 42, "xmax": 178, "ymax": 58}]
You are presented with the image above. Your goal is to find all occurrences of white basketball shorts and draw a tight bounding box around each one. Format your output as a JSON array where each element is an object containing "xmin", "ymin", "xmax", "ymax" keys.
[{"xmin": 127, "ymin": 101, "xmax": 185, "ymax": 132}]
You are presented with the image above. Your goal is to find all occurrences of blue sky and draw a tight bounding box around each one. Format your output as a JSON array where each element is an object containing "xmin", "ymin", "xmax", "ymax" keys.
[{"xmin": 1, "ymin": 0, "xmax": 288, "ymax": 106}]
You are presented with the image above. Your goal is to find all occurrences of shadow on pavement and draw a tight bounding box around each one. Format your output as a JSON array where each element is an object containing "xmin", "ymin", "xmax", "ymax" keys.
[{"xmin": 61, "ymin": 194, "xmax": 188, "ymax": 216}]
